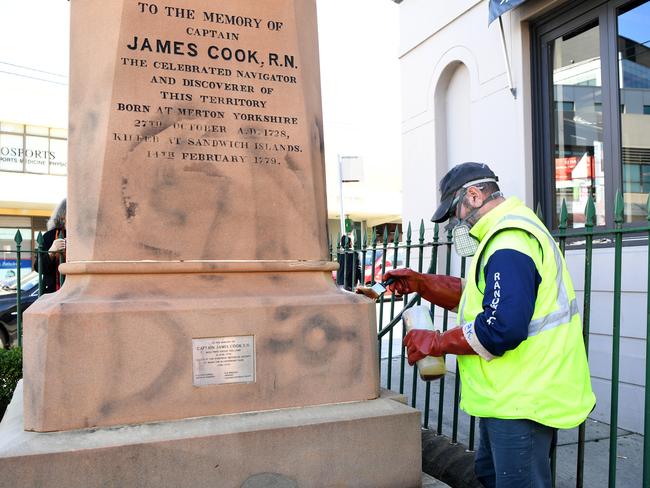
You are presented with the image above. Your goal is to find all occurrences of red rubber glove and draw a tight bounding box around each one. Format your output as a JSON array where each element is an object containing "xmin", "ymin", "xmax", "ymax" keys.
[
  {"xmin": 403, "ymin": 327, "xmax": 476, "ymax": 365},
  {"xmin": 381, "ymin": 268, "xmax": 421, "ymax": 295},
  {"xmin": 383, "ymin": 269, "xmax": 463, "ymax": 310}
]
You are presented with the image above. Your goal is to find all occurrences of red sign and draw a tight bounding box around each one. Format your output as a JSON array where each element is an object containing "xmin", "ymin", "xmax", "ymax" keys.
[{"xmin": 555, "ymin": 155, "xmax": 594, "ymax": 181}]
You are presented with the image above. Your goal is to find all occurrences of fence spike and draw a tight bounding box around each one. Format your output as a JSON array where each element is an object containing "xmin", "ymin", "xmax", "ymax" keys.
[
  {"xmin": 371, "ymin": 228, "xmax": 377, "ymax": 247},
  {"xmin": 382, "ymin": 225, "xmax": 389, "ymax": 246},
  {"xmin": 36, "ymin": 231, "xmax": 44, "ymax": 246},
  {"xmin": 14, "ymin": 229, "xmax": 23, "ymax": 245},
  {"xmin": 585, "ymin": 196, "xmax": 596, "ymax": 228},
  {"xmin": 535, "ymin": 202, "xmax": 544, "ymax": 221},
  {"xmin": 419, "ymin": 219, "xmax": 425, "ymax": 241},
  {"xmin": 362, "ymin": 231, "xmax": 368, "ymax": 248},
  {"xmin": 433, "ymin": 222, "xmax": 440, "ymax": 242},
  {"xmin": 336, "ymin": 231, "xmax": 341, "ymax": 250},
  {"xmin": 406, "ymin": 222, "xmax": 412, "ymax": 243},
  {"xmin": 393, "ymin": 226, "xmax": 400, "ymax": 247},
  {"xmin": 614, "ymin": 190, "xmax": 624, "ymax": 224},
  {"xmin": 559, "ymin": 199, "xmax": 568, "ymax": 230}
]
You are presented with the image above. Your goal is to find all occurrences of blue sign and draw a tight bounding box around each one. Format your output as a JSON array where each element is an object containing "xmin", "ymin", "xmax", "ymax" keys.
[
  {"xmin": 0, "ymin": 259, "xmax": 32, "ymax": 269},
  {"xmin": 0, "ymin": 263, "xmax": 32, "ymax": 283},
  {"xmin": 489, "ymin": 0, "xmax": 529, "ymax": 24}
]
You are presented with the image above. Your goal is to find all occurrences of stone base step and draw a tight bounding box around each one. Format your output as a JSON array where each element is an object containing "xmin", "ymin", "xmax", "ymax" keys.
[{"xmin": 1, "ymin": 381, "xmax": 423, "ymax": 488}]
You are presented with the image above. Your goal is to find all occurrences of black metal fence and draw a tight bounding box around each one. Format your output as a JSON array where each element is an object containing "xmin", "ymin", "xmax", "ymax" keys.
[{"xmin": 332, "ymin": 194, "xmax": 650, "ymax": 488}]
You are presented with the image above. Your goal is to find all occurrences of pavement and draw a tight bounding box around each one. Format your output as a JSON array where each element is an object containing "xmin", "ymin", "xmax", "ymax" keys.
[
  {"xmin": 379, "ymin": 346, "xmax": 644, "ymax": 488},
  {"xmin": 422, "ymin": 472, "xmax": 450, "ymax": 487}
]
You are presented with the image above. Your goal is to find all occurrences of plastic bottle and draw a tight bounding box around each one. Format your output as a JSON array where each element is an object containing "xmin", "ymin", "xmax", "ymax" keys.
[{"xmin": 402, "ymin": 305, "xmax": 446, "ymax": 381}]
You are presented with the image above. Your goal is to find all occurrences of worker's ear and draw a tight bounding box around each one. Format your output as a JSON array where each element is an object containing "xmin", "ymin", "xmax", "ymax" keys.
[{"xmin": 465, "ymin": 186, "xmax": 484, "ymax": 208}]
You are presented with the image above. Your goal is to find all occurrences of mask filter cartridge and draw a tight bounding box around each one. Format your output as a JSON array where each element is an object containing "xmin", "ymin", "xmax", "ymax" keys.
[{"xmin": 451, "ymin": 223, "xmax": 479, "ymax": 257}]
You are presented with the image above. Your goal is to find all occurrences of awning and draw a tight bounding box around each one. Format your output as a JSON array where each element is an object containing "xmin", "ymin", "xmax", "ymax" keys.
[
  {"xmin": 488, "ymin": 0, "xmax": 531, "ymax": 98},
  {"xmin": 489, "ymin": 0, "xmax": 530, "ymax": 25}
]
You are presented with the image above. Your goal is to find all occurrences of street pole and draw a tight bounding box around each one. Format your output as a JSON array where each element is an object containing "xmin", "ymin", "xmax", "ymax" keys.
[
  {"xmin": 337, "ymin": 154, "xmax": 345, "ymax": 237},
  {"xmin": 498, "ymin": 16, "xmax": 516, "ymax": 98}
]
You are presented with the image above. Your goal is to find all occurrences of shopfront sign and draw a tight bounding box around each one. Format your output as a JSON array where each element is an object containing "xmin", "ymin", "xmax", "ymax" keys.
[
  {"xmin": 0, "ymin": 142, "xmax": 66, "ymax": 174},
  {"xmin": 0, "ymin": 144, "xmax": 24, "ymax": 172}
]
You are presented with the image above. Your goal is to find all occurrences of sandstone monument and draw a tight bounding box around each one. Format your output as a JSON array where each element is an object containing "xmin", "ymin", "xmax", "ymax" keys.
[{"xmin": 0, "ymin": 1, "xmax": 421, "ymax": 486}]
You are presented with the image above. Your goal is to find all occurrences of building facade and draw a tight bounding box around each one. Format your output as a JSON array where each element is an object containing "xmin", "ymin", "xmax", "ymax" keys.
[
  {"xmin": 0, "ymin": 120, "xmax": 68, "ymax": 280},
  {"xmin": 397, "ymin": 0, "xmax": 649, "ymax": 432},
  {"xmin": 0, "ymin": 1, "xmax": 69, "ymax": 281}
]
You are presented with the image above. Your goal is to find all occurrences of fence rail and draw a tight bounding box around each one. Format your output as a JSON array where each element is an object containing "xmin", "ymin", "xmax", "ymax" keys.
[{"xmin": 3, "ymin": 194, "xmax": 650, "ymax": 487}]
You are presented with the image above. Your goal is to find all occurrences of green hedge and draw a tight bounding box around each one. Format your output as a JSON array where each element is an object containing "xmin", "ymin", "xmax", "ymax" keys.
[{"xmin": 0, "ymin": 347, "xmax": 22, "ymax": 420}]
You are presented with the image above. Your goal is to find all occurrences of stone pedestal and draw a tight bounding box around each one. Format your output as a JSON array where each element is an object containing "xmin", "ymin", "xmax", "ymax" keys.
[
  {"xmin": 24, "ymin": 264, "xmax": 379, "ymax": 431},
  {"xmin": 24, "ymin": 0, "xmax": 383, "ymax": 432},
  {"xmin": 3, "ymin": 383, "xmax": 423, "ymax": 488}
]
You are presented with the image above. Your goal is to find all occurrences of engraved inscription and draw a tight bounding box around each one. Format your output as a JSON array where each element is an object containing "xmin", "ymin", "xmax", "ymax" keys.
[{"xmin": 112, "ymin": 2, "xmax": 303, "ymax": 166}]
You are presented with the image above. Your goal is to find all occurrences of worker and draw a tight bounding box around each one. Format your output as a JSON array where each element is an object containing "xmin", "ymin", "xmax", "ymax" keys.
[{"xmin": 384, "ymin": 162, "xmax": 595, "ymax": 488}]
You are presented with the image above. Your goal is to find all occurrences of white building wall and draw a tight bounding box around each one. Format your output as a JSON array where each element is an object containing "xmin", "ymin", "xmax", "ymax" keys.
[
  {"xmin": 317, "ymin": 0, "xmax": 402, "ymax": 226},
  {"xmin": 0, "ymin": 172, "xmax": 66, "ymax": 211},
  {"xmin": 445, "ymin": 65, "xmax": 473, "ymax": 170},
  {"xmin": 400, "ymin": 0, "xmax": 529, "ymax": 236},
  {"xmin": 399, "ymin": 0, "xmax": 648, "ymax": 433}
]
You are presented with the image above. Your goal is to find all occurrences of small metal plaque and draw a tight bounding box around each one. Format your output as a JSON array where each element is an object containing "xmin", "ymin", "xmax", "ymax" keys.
[{"xmin": 192, "ymin": 336, "xmax": 255, "ymax": 387}]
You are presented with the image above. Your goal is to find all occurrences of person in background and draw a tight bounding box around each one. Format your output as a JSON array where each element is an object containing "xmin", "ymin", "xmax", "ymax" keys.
[
  {"xmin": 37, "ymin": 198, "xmax": 66, "ymax": 294},
  {"xmin": 336, "ymin": 235, "xmax": 361, "ymax": 291},
  {"xmin": 384, "ymin": 162, "xmax": 595, "ymax": 488}
]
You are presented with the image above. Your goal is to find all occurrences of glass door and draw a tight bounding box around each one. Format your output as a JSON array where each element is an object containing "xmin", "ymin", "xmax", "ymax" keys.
[
  {"xmin": 550, "ymin": 19, "xmax": 607, "ymax": 228},
  {"xmin": 617, "ymin": 0, "xmax": 650, "ymax": 223}
]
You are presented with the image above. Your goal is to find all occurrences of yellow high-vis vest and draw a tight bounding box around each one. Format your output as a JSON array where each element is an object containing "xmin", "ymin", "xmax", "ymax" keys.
[{"xmin": 456, "ymin": 197, "xmax": 595, "ymax": 429}]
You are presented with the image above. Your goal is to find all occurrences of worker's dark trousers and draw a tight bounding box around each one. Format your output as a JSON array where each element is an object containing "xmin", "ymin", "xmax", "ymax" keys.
[{"xmin": 474, "ymin": 417, "xmax": 557, "ymax": 488}]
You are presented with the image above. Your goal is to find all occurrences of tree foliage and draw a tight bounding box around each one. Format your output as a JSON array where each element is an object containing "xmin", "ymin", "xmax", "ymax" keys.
[{"xmin": 0, "ymin": 347, "xmax": 22, "ymax": 420}]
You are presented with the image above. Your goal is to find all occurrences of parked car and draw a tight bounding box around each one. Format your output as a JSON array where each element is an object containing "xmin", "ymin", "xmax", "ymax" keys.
[
  {"xmin": 0, "ymin": 271, "xmax": 40, "ymax": 348},
  {"xmin": 363, "ymin": 249, "xmax": 406, "ymax": 285}
]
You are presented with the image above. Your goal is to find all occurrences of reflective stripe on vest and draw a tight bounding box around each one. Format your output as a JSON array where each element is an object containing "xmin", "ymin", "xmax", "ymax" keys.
[{"xmin": 457, "ymin": 214, "xmax": 579, "ymax": 337}]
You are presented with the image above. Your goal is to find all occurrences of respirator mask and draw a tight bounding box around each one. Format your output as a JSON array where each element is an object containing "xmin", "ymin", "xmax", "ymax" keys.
[
  {"xmin": 447, "ymin": 183, "xmax": 503, "ymax": 258},
  {"xmin": 449, "ymin": 219, "xmax": 479, "ymax": 258}
]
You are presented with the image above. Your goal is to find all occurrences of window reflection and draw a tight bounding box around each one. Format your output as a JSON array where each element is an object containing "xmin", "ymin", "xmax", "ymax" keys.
[
  {"xmin": 552, "ymin": 21, "xmax": 606, "ymax": 228},
  {"xmin": 618, "ymin": 0, "xmax": 650, "ymax": 223}
]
